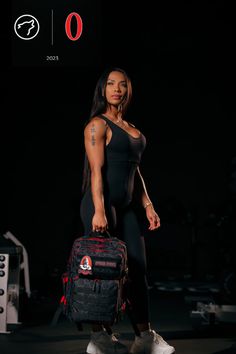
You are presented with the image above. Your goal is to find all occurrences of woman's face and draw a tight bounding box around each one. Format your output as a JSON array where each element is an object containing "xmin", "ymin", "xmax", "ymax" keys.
[{"xmin": 105, "ymin": 71, "xmax": 127, "ymax": 107}]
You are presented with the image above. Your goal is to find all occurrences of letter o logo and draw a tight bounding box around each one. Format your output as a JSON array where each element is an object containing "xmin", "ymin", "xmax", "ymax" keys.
[{"xmin": 65, "ymin": 12, "xmax": 83, "ymax": 41}]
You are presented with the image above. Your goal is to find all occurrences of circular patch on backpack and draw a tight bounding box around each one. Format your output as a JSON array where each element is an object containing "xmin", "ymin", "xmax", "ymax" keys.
[{"xmin": 79, "ymin": 256, "xmax": 92, "ymax": 275}]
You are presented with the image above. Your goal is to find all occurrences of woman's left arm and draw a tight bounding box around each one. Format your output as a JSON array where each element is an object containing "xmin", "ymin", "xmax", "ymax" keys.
[{"xmin": 136, "ymin": 167, "xmax": 161, "ymax": 231}]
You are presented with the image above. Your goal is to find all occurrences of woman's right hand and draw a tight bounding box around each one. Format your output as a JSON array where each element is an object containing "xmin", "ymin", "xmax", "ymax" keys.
[{"xmin": 92, "ymin": 211, "xmax": 108, "ymax": 232}]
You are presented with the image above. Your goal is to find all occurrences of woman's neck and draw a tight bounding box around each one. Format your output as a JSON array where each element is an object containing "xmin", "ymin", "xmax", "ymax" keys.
[{"xmin": 104, "ymin": 110, "xmax": 123, "ymax": 123}]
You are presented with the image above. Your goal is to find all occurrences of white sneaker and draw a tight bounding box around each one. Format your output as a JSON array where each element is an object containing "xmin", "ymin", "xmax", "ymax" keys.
[
  {"xmin": 86, "ymin": 330, "xmax": 128, "ymax": 354},
  {"xmin": 129, "ymin": 330, "xmax": 175, "ymax": 354}
]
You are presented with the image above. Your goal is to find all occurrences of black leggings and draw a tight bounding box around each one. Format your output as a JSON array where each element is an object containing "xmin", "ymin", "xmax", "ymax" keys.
[{"xmin": 80, "ymin": 189, "xmax": 150, "ymax": 324}]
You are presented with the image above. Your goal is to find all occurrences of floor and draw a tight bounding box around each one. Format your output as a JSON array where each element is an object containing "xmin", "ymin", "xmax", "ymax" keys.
[{"xmin": 1, "ymin": 282, "xmax": 236, "ymax": 354}]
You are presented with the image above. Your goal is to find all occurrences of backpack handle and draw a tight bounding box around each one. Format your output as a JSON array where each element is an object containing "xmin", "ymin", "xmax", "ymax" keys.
[{"xmin": 89, "ymin": 230, "xmax": 112, "ymax": 238}]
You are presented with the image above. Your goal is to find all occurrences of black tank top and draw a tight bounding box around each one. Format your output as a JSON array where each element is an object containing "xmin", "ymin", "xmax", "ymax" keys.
[{"xmin": 99, "ymin": 115, "xmax": 146, "ymax": 207}]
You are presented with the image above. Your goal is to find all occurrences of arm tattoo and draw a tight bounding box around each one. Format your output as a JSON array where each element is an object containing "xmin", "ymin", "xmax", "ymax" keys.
[{"xmin": 91, "ymin": 124, "xmax": 96, "ymax": 146}]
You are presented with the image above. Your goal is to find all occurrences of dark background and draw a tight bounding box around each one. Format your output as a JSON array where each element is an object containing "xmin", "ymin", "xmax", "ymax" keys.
[{"xmin": 4, "ymin": 1, "xmax": 236, "ymax": 297}]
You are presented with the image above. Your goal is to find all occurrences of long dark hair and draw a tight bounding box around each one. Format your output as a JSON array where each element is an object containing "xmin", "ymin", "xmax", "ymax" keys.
[{"xmin": 82, "ymin": 67, "xmax": 133, "ymax": 194}]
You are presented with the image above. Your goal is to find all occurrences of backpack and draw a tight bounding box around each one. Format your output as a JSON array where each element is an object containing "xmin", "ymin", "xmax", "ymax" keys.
[{"xmin": 61, "ymin": 231, "xmax": 128, "ymax": 325}]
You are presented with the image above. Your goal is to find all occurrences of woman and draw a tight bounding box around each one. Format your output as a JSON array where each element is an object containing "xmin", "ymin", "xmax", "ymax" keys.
[{"xmin": 80, "ymin": 67, "xmax": 175, "ymax": 354}]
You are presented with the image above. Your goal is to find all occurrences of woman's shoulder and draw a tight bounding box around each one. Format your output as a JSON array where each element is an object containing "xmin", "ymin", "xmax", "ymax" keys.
[
  {"xmin": 85, "ymin": 116, "xmax": 107, "ymax": 126},
  {"xmin": 84, "ymin": 116, "xmax": 107, "ymax": 132}
]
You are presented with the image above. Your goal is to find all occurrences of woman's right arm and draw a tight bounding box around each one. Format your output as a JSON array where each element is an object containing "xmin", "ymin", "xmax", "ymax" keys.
[{"xmin": 84, "ymin": 118, "xmax": 108, "ymax": 232}]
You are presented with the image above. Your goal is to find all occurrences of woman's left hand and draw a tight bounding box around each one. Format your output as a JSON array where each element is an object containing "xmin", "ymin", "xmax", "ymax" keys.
[{"xmin": 146, "ymin": 205, "xmax": 161, "ymax": 230}]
